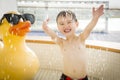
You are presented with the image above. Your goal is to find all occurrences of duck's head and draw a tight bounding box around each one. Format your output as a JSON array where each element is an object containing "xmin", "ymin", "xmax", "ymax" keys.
[{"xmin": 0, "ymin": 11, "xmax": 35, "ymax": 37}]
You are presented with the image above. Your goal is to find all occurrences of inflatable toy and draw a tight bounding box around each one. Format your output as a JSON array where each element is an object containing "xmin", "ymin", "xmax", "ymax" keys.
[
  {"xmin": 0, "ymin": 11, "xmax": 40, "ymax": 80},
  {"xmin": 0, "ymin": 41, "xmax": 3, "ymax": 51}
]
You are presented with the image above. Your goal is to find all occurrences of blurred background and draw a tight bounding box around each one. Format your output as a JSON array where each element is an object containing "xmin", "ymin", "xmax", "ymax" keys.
[
  {"xmin": 0, "ymin": 1, "xmax": 120, "ymax": 80},
  {"xmin": 0, "ymin": 0, "xmax": 120, "ymax": 42}
]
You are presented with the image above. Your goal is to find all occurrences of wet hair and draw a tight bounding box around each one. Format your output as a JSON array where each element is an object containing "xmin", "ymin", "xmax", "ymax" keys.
[{"xmin": 56, "ymin": 10, "xmax": 77, "ymax": 22}]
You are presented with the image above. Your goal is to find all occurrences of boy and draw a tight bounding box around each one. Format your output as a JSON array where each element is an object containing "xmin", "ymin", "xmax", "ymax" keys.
[{"xmin": 42, "ymin": 5, "xmax": 104, "ymax": 80}]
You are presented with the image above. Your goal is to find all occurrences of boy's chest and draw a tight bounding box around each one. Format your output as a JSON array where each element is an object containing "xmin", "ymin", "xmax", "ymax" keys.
[
  {"xmin": 61, "ymin": 41, "xmax": 86, "ymax": 55},
  {"xmin": 62, "ymin": 39, "xmax": 84, "ymax": 49}
]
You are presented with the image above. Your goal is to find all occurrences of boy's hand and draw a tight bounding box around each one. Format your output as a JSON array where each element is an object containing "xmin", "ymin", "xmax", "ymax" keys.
[
  {"xmin": 42, "ymin": 18, "xmax": 49, "ymax": 30},
  {"xmin": 92, "ymin": 5, "xmax": 104, "ymax": 18},
  {"xmin": 42, "ymin": 17, "xmax": 58, "ymax": 40}
]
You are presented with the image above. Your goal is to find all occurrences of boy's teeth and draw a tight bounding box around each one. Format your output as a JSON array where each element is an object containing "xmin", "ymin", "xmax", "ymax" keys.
[{"xmin": 64, "ymin": 29, "xmax": 71, "ymax": 33}]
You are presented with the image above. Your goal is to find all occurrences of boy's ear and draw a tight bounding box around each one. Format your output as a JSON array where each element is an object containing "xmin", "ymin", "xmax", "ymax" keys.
[{"xmin": 76, "ymin": 21, "xmax": 79, "ymax": 27}]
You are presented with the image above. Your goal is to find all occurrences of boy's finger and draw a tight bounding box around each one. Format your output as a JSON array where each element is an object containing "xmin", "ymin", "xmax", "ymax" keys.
[
  {"xmin": 46, "ymin": 18, "xmax": 49, "ymax": 22},
  {"xmin": 92, "ymin": 7, "xmax": 95, "ymax": 13},
  {"xmin": 99, "ymin": 5, "xmax": 104, "ymax": 9}
]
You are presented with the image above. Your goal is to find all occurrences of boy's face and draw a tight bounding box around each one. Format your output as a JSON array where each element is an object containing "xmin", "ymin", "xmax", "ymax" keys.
[{"xmin": 57, "ymin": 15, "xmax": 78, "ymax": 37}]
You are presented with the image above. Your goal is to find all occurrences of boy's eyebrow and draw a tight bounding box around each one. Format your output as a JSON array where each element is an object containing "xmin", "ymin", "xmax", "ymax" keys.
[
  {"xmin": 66, "ymin": 19, "xmax": 74, "ymax": 22},
  {"xmin": 68, "ymin": 19, "xmax": 73, "ymax": 21},
  {"xmin": 58, "ymin": 20, "xmax": 73, "ymax": 24}
]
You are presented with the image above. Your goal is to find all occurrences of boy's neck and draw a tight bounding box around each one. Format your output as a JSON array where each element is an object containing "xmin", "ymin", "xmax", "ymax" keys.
[{"xmin": 66, "ymin": 34, "xmax": 76, "ymax": 41}]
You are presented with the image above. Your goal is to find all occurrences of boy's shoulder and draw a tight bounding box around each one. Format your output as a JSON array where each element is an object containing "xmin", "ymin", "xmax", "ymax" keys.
[{"xmin": 53, "ymin": 37, "xmax": 64, "ymax": 45}]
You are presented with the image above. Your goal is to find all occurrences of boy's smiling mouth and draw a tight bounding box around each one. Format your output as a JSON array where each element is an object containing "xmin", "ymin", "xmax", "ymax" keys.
[{"xmin": 64, "ymin": 28, "xmax": 71, "ymax": 33}]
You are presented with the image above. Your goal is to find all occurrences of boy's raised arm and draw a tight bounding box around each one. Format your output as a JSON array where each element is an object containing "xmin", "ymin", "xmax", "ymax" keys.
[
  {"xmin": 42, "ymin": 19, "xmax": 58, "ymax": 40},
  {"xmin": 80, "ymin": 5, "xmax": 104, "ymax": 41}
]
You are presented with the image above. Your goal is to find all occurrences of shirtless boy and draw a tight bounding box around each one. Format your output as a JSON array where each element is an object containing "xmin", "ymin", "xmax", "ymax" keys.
[{"xmin": 42, "ymin": 5, "xmax": 104, "ymax": 80}]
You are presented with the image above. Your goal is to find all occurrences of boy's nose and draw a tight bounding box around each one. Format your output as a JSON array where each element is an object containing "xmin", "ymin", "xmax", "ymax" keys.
[{"xmin": 64, "ymin": 23, "xmax": 69, "ymax": 28}]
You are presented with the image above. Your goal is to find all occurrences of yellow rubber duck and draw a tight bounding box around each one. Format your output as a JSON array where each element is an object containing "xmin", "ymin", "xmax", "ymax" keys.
[
  {"xmin": 0, "ymin": 41, "xmax": 3, "ymax": 51},
  {"xmin": 0, "ymin": 11, "xmax": 40, "ymax": 80}
]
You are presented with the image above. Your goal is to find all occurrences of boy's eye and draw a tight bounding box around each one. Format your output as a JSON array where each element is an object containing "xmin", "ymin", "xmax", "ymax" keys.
[
  {"xmin": 68, "ymin": 22, "xmax": 71, "ymax": 23},
  {"xmin": 68, "ymin": 21, "xmax": 72, "ymax": 24},
  {"xmin": 59, "ymin": 23, "xmax": 64, "ymax": 25}
]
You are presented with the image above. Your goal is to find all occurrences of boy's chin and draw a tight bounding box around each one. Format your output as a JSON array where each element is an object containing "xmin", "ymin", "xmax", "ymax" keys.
[{"xmin": 64, "ymin": 33, "xmax": 73, "ymax": 37}]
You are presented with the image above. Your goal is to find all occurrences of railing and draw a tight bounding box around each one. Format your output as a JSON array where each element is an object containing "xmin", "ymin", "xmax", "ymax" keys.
[
  {"xmin": 26, "ymin": 36, "xmax": 120, "ymax": 53},
  {"xmin": 25, "ymin": 37, "xmax": 120, "ymax": 80},
  {"xmin": 0, "ymin": 37, "xmax": 120, "ymax": 80}
]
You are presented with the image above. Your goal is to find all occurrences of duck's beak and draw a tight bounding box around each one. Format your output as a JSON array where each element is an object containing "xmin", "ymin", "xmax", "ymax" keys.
[{"xmin": 9, "ymin": 21, "xmax": 31, "ymax": 36}]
